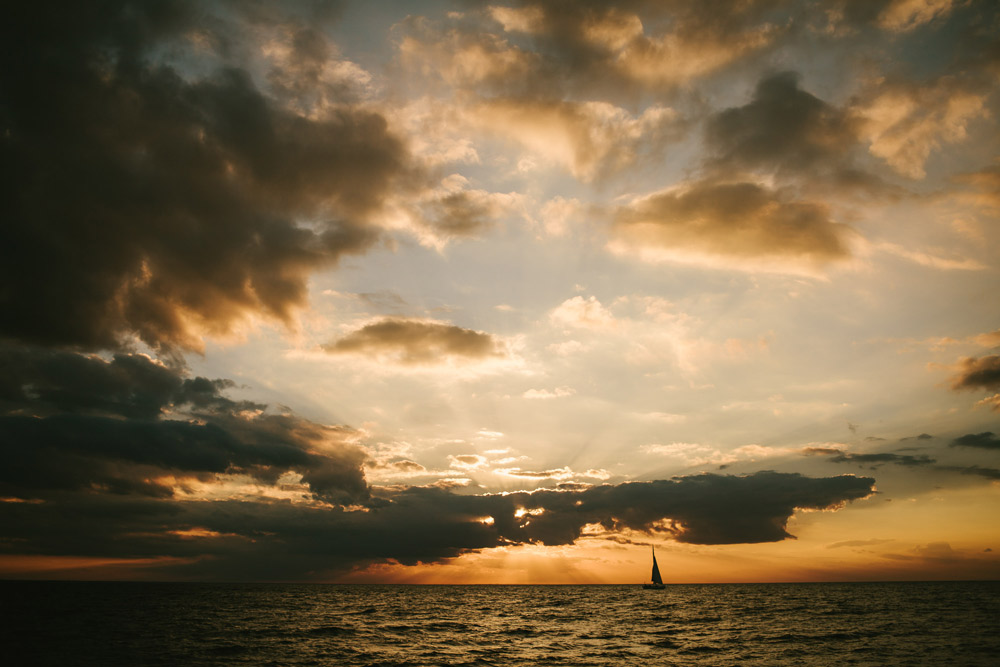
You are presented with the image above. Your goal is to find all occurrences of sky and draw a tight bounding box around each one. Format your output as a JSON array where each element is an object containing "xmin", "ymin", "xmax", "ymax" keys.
[{"xmin": 1, "ymin": 0, "xmax": 999, "ymax": 584}]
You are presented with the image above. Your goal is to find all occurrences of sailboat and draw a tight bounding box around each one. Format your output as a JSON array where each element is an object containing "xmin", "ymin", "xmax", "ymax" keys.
[{"xmin": 642, "ymin": 546, "xmax": 666, "ymax": 589}]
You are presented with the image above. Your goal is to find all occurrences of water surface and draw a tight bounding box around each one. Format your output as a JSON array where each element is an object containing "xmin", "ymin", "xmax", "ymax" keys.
[{"xmin": 4, "ymin": 581, "xmax": 998, "ymax": 665}]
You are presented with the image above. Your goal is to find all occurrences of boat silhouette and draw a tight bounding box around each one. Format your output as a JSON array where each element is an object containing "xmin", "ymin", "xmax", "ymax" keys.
[{"xmin": 642, "ymin": 546, "xmax": 666, "ymax": 589}]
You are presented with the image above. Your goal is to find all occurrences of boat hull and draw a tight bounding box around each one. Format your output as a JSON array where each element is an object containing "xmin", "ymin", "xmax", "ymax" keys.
[{"xmin": 642, "ymin": 583, "xmax": 666, "ymax": 589}]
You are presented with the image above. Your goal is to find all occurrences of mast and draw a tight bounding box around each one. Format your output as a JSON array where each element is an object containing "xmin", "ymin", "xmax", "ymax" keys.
[{"xmin": 650, "ymin": 546, "xmax": 663, "ymax": 585}]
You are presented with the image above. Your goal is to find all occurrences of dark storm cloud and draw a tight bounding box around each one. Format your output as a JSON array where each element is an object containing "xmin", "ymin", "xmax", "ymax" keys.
[
  {"xmin": 0, "ymin": 471, "xmax": 874, "ymax": 580},
  {"xmin": 322, "ymin": 318, "xmax": 505, "ymax": 364},
  {"xmin": 0, "ymin": 344, "xmax": 368, "ymax": 502},
  {"xmin": 707, "ymin": 71, "xmax": 855, "ymax": 172},
  {"xmin": 498, "ymin": 472, "xmax": 875, "ymax": 546},
  {"xmin": 0, "ymin": 1, "xmax": 412, "ymax": 352},
  {"xmin": 704, "ymin": 71, "xmax": 898, "ymax": 197},
  {"xmin": 951, "ymin": 432, "xmax": 1000, "ymax": 450},
  {"xmin": 949, "ymin": 356, "xmax": 1000, "ymax": 391}
]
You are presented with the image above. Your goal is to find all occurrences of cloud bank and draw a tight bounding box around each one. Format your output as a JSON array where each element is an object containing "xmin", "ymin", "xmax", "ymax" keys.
[
  {"xmin": 0, "ymin": 345, "xmax": 369, "ymax": 503},
  {"xmin": 0, "ymin": 1, "xmax": 413, "ymax": 352},
  {"xmin": 0, "ymin": 345, "xmax": 876, "ymax": 579}
]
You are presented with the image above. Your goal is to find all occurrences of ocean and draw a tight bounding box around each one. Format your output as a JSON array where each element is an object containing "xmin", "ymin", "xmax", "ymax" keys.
[{"xmin": 2, "ymin": 581, "xmax": 998, "ymax": 666}]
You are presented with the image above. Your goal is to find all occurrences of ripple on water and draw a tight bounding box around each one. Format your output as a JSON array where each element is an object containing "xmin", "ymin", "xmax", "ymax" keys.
[{"xmin": 4, "ymin": 582, "xmax": 1000, "ymax": 667}]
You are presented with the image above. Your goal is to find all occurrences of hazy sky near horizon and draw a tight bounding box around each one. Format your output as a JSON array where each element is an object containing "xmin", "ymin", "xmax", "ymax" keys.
[{"xmin": 1, "ymin": 0, "xmax": 999, "ymax": 583}]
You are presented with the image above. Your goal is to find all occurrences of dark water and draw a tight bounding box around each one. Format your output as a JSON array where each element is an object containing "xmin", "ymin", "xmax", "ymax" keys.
[{"xmin": 2, "ymin": 581, "xmax": 998, "ymax": 666}]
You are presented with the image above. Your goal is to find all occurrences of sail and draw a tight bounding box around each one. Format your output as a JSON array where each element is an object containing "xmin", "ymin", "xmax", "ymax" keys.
[{"xmin": 650, "ymin": 549, "xmax": 663, "ymax": 585}]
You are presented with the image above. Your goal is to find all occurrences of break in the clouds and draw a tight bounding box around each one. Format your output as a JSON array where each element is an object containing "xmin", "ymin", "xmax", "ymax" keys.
[
  {"xmin": 611, "ymin": 179, "xmax": 853, "ymax": 273},
  {"xmin": 0, "ymin": 1, "xmax": 414, "ymax": 352},
  {"xmin": 322, "ymin": 318, "xmax": 506, "ymax": 365}
]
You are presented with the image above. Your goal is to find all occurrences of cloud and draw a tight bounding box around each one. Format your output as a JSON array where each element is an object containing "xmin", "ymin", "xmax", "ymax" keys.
[
  {"xmin": 495, "ymin": 467, "xmax": 577, "ymax": 480},
  {"xmin": 854, "ymin": 77, "xmax": 987, "ymax": 179},
  {"xmin": 260, "ymin": 24, "xmax": 376, "ymax": 113},
  {"xmin": 410, "ymin": 175, "xmax": 525, "ymax": 243},
  {"xmin": 645, "ymin": 442, "xmax": 787, "ymax": 468},
  {"xmin": 820, "ymin": 0, "xmax": 956, "ymax": 33},
  {"xmin": 802, "ymin": 446, "xmax": 848, "ymax": 456},
  {"xmin": 808, "ymin": 437, "xmax": 1000, "ymax": 483},
  {"xmin": 827, "ymin": 538, "xmax": 894, "ymax": 549},
  {"xmin": 522, "ymin": 387, "xmax": 576, "ymax": 400},
  {"xmin": 707, "ymin": 72, "xmax": 855, "ymax": 175},
  {"xmin": 322, "ymin": 318, "xmax": 506, "ymax": 365},
  {"xmin": 538, "ymin": 196, "xmax": 585, "ymax": 237},
  {"xmin": 949, "ymin": 356, "xmax": 1000, "ymax": 391},
  {"xmin": 471, "ymin": 98, "xmax": 681, "ymax": 182},
  {"xmin": 881, "ymin": 330, "xmax": 1000, "ymax": 353},
  {"xmin": 611, "ymin": 179, "xmax": 853, "ymax": 273},
  {"xmin": 0, "ymin": 344, "xmax": 368, "ymax": 503},
  {"xmin": 951, "ymin": 432, "xmax": 1000, "ymax": 450},
  {"xmin": 397, "ymin": 14, "xmax": 541, "ymax": 93},
  {"xmin": 873, "ymin": 242, "xmax": 986, "ymax": 271},
  {"xmin": 877, "ymin": 0, "xmax": 956, "ymax": 32},
  {"xmin": 0, "ymin": 1, "xmax": 414, "ymax": 352},
  {"xmin": 378, "ymin": 460, "xmax": 428, "ymax": 474},
  {"xmin": 952, "ymin": 164, "xmax": 1000, "ymax": 211},
  {"xmin": 396, "ymin": 2, "xmax": 782, "ymax": 99},
  {"xmin": 449, "ymin": 454, "xmax": 489, "ymax": 470},
  {"xmin": 975, "ymin": 395, "xmax": 1000, "ymax": 412},
  {"xmin": 480, "ymin": 0, "xmax": 786, "ymax": 92},
  {"xmin": 941, "ymin": 465, "xmax": 1000, "ymax": 480},
  {"xmin": 493, "ymin": 466, "xmax": 610, "ymax": 481},
  {"xmin": 0, "ymin": 470, "xmax": 874, "ymax": 579},
  {"xmin": 705, "ymin": 71, "xmax": 899, "ymax": 198},
  {"xmin": 806, "ymin": 447, "xmax": 936, "ymax": 467},
  {"xmin": 550, "ymin": 296, "xmax": 618, "ymax": 329}
]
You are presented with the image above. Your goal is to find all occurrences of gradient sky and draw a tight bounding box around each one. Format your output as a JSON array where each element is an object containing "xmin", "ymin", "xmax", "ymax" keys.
[{"xmin": 2, "ymin": 0, "xmax": 999, "ymax": 583}]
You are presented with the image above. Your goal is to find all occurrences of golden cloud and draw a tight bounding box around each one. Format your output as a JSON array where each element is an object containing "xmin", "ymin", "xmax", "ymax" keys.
[
  {"xmin": 473, "ymin": 98, "xmax": 680, "ymax": 182},
  {"xmin": 611, "ymin": 179, "xmax": 853, "ymax": 273},
  {"xmin": 322, "ymin": 318, "xmax": 507, "ymax": 365},
  {"xmin": 854, "ymin": 78, "xmax": 987, "ymax": 179},
  {"xmin": 949, "ymin": 355, "xmax": 1000, "ymax": 391}
]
